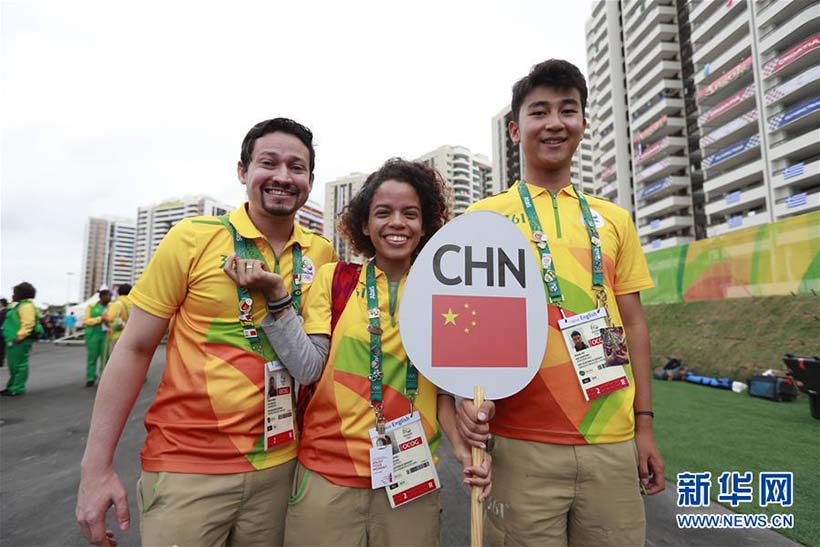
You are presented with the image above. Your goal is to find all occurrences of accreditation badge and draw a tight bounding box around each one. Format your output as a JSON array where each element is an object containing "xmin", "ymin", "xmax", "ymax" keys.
[
  {"xmin": 368, "ymin": 411, "xmax": 441, "ymax": 509},
  {"xmin": 558, "ymin": 308, "xmax": 630, "ymax": 401},
  {"xmin": 264, "ymin": 361, "xmax": 295, "ymax": 450}
]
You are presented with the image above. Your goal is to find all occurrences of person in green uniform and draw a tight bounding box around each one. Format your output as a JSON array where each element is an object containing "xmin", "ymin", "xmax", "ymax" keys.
[
  {"xmin": 83, "ymin": 289, "xmax": 111, "ymax": 387},
  {"xmin": 2, "ymin": 282, "xmax": 40, "ymax": 396}
]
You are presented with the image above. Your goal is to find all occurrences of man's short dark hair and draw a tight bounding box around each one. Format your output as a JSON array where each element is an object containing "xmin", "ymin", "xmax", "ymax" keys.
[
  {"xmin": 99, "ymin": 289, "xmax": 111, "ymax": 299},
  {"xmin": 571, "ymin": 331, "xmax": 582, "ymax": 338},
  {"xmin": 511, "ymin": 59, "xmax": 588, "ymax": 120},
  {"xmin": 117, "ymin": 284, "xmax": 132, "ymax": 296},
  {"xmin": 240, "ymin": 118, "xmax": 315, "ymax": 173},
  {"xmin": 13, "ymin": 282, "xmax": 36, "ymax": 301}
]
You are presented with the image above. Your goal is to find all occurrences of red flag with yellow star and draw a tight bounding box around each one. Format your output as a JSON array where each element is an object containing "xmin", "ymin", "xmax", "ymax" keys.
[{"xmin": 431, "ymin": 295, "xmax": 527, "ymax": 367}]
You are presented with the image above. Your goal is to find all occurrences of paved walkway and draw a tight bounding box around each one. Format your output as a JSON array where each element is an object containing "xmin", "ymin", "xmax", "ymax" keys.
[{"xmin": 0, "ymin": 344, "xmax": 801, "ymax": 546}]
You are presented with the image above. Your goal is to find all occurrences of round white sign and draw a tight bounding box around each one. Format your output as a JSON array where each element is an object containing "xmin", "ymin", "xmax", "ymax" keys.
[{"xmin": 399, "ymin": 210, "xmax": 547, "ymax": 400}]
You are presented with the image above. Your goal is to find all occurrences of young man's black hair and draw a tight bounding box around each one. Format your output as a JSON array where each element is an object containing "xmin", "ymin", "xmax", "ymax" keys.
[{"xmin": 511, "ymin": 59, "xmax": 588, "ymax": 120}]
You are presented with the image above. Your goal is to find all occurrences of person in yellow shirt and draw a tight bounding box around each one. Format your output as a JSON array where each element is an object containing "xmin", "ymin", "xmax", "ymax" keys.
[
  {"xmin": 456, "ymin": 59, "xmax": 665, "ymax": 547},
  {"xmin": 226, "ymin": 159, "xmax": 491, "ymax": 547},
  {"xmin": 102, "ymin": 284, "xmax": 132, "ymax": 368},
  {"xmin": 2, "ymin": 282, "xmax": 40, "ymax": 396},
  {"xmin": 75, "ymin": 118, "xmax": 337, "ymax": 547},
  {"xmin": 83, "ymin": 289, "xmax": 111, "ymax": 387}
]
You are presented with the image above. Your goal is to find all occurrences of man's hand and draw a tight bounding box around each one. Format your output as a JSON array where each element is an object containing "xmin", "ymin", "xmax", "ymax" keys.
[
  {"xmin": 635, "ymin": 426, "xmax": 666, "ymax": 495},
  {"xmin": 456, "ymin": 399, "xmax": 495, "ymax": 449},
  {"xmin": 222, "ymin": 254, "xmax": 287, "ymax": 301},
  {"xmin": 76, "ymin": 467, "xmax": 130, "ymax": 545}
]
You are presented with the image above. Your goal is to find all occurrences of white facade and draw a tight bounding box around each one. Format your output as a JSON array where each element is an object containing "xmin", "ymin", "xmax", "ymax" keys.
[
  {"xmin": 572, "ymin": 130, "xmax": 596, "ymax": 194},
  {"xmin": 415, "ymin": 145, "xmax": 494, "ymax": 216},
  {"xmin": 323, "ymin": 173, "xmax": 367, "ymax": 262},
  {"xmin": 134, "ymin": 196, "xmax": 232, "ymax": 279},
  {"xmin": 80, "ymin": 217, "xmax": 136, "ymax": 300},
  {"xmin": 586, "ymin": 0, "xmax": 635, "ymax": 213},
  {"xmin": 491, "ymin": 105, "xmax": 523, "ymax": 190},
  {"xmin": 692, "ymin": 0, "xmax": 820, "ymax": 237},
  {"xmin": 295, "ymin": 199, "xmax": 324, "ymax": 233}
]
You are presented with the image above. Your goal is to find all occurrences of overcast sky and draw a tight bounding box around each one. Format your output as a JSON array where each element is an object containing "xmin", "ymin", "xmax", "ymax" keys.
[{"xmin": 1, "ymin": 0, "xmax": 594, "ymax": 305}]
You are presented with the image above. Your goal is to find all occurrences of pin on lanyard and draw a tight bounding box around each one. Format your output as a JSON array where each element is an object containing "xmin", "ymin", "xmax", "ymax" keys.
[
  {"xmin": 517, "ymin": 182, "xmax": 608, "ymax": 320},
  {"xmin": 218, "ymin": 216, "xmax": 303, "ymax": 358},
  {"xmin": 366, "ymin": 260, "xmax": 419, "ymax": 434}
]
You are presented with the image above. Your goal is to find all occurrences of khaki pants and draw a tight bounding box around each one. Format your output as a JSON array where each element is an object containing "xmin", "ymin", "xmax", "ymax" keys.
[
  {"xmin": 137, "ymin": 460, "xmax": 296, "ymax": 547},
  {"xmin": 485, "ymin": 437, "xmax": 645, "ymax": 547},
  {"xmin": 284, "ymin": 462, "xmax": 440, "ymax": 547}
]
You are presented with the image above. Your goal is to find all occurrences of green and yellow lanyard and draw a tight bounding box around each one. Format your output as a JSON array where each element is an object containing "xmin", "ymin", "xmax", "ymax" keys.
[
  {"xmin": 218, "ymin": 216, "xmax": 303, "ymax": 358},
  {"xmin": 517, "ymin": 182, "xmax": 610, "ymax": 321},
  {"xmin": 365, "ymin": 259, "xmax": 418, "ymax": 436}
]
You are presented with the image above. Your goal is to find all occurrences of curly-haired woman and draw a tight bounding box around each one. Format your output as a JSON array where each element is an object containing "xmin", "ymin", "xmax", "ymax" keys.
[{"xmin": 224, "ymin": 158, "xmax": 490, "ymax": 546}]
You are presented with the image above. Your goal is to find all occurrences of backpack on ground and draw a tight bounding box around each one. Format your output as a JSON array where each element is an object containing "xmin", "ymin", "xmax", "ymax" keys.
[
  {"xmin": 295, "ymin": 262, "xmax": 362, "ymax": 432},
  {"xmin": 747, "ymin": 375, "xmax": 798, "ymax": 402}
]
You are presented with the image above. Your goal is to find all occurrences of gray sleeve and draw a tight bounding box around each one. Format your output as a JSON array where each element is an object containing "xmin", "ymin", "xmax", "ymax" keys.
[{"xmin": 259, "ymin": 309, "xmax": 329, "ymax": 385}]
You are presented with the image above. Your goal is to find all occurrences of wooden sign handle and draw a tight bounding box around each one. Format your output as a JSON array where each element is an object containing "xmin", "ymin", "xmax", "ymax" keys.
[{"xmin": 471, "ymin": 384, "xmax": 485, "ymax": 547}]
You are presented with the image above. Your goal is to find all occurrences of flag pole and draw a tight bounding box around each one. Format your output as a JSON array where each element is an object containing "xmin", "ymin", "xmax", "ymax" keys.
[{"xmin": 471, "ymin": 384, "xmax": 485, "ymax": 547}]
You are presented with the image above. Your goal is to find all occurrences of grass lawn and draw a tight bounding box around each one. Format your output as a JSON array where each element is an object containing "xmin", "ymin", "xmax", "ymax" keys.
[{"xmin": 653, "ymin": 380, "xmax": 819, "ymax": 546}]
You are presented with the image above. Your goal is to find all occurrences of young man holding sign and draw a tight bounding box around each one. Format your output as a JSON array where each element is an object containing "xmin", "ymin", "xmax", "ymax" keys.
[{"xmin": 458, "ymin": 60, "xmax": 665, "ymax": 546}]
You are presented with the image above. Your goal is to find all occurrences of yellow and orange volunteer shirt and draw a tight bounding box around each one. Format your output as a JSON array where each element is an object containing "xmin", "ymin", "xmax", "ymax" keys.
[
  {"xmin": 468, "ymin": 181, "xmax": 654, "ymax": 445},
  {"xmin": 104, "ymin": 294, "xmax": 132, "ymax": 342},
  {"xmin": 129, "ymin": 204, "xmax": 336, "ymax": 474},
  {"xmin": 298, "ymin": 262, "xmax": 440, "ymax": 488}
]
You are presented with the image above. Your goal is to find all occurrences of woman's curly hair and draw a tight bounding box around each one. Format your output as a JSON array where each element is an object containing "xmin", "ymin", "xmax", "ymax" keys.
[{"xmin": 339, "ymin": 158, "xmax": 451, "ymax": 258}]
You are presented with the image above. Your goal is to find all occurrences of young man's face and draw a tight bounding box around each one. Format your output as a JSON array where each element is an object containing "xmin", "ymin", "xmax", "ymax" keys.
[
  {"xmin": 238, "ymin": 131, "xmax": 313, "ymax": 219},
  {"xmin": 509, "ymin": 85, "xmax": 586, "ymax": 175}
]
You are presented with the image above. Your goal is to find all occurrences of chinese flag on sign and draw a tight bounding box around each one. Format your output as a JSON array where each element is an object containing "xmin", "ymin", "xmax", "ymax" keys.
[{"xmin": 431, "ymin": 295, "xmax": 527, "ymax": 367}]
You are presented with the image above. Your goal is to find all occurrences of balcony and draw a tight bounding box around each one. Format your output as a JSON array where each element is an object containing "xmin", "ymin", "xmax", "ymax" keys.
[
  {"xmin": 762, "ymin": 33, "xmax": 820, "ymax": 82},
  {"xmin": 772, "ymin": 158, "xmax": 820, "ymax": 189},
  {"xmin": 765, "ymin": 65, "xmax": 820, "ymax": 108},
  {"xmin": 706, "ymin": 210, "xmax": 771, "ymax": 238},
  {"xmin": 759, "ymin": 3, "xmax": 820, "ymax": 55},
  {"xmin": 700, "ymin": 109, "xmax": 759, "ymax": 154},
  {"xmin": 600, "ymin": 145, "xmax": 617, "ymax": 167},
  {"xmin": 693, "ymin": 14, "xmax": 749, "ymax": 67},
  {"xmin": 635, "ymin": 156, "xmax": 689, "ymax": 184},
  {"xmin": 702, "ymin": 135, "xmax": 761, "ymax": 177},
  {"xmin": 629, "ymin": 77, "xmax": 683, "ymax": 110},
  {"xmin": 633, "ymin": 98, "xmax": 685, "ymax": 132},
  {"xmin": 705, "ymin": 183, "xmax": 769, "ymax": 218},
  {"xmin": 773, "ymin": 188, "xmax": 820, "ymax": 218},
  {"xmin": 703, "ymin": 158, "xmax": 764, "ymax": 196},
  {"xmin": 768, "ymin": 128, "xmax": 820, "ymax": 162},
  {"xmin": 698, "ymin": 84, "xmax": 756, "ymax": 128},
  {"xmin": 635, "ymin": 136, "xmax": 687, "ymax": 165},
  {"xmin": 600, "ymin": 181, "xmax": 618, "ymax": 198},
  {"xmin": 689, "ymin": 0, "xmax": 722, "ymax": 27},
  {"xmin": 627, "ymin": 5, "xmax": 677, "ymax": 51},
  {"xmin": 630, "ymin": 60, "xmax": 682, "ymax": 101},
  {"xmin": 629, "ymin": 42, "xmax": 681, "ymax": 85},
  {"xmin": 692, "ymin": 0, "xmax": 746, "ymax": 43},
  {"xmin": 633, "ymin": 116, "xmax": 687, "ymax": 147},
  {"xmin": 644, "ymin": 235, "xmax": 695, "ymax": 254},
  {"xmin": 638, "ymin": 215, "xmax": 694, "ymax": 238},
  {"xmin": 767, "ymin": 96, "xmax": 820, "ymax": 137},
  {"xmin": 626, "ymin": 24, "xmax": 679, "ymax": 66},
  {"xmin": 756, "ymin": 0, "xmax": 815, "ymax": 30},
  {"xmin": 637, "ymin": 176, "xmax": 691, "ymax": 201},
  {"xmin": 637, "ymin": 194, "xmax": 692, "ymax": 220},
  {"xmin": 694, "ymin": 37, "xmax": 751, "ymax": 88}
]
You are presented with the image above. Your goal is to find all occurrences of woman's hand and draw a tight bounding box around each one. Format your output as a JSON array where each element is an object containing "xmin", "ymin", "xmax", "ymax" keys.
[{"xmin": 222, "ymin": 254, "xmax": 288, "ymax": 301}]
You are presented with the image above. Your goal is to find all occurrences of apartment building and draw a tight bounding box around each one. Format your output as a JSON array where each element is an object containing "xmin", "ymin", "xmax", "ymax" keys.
[
  {"xmin": 134, "ymin": 196, "xmax": 232, "ymax": 278},
  {"xmin": 296, "ymin": 199, "xmax": 324, "ymax": 234},
  {"xmin": 586, "ymin": 0, "xmax": 819, "ymax": 249},
  {"xmin": 415, "ymin": 145, "xmax": 494, "ymax": 216},
  {"xmin": 80, "ymin": 217, "xmax": 136, "ymax": 300},
  {"xmin": 586, "ymin": 0, "xmax": 635, "ymax": 212},
  {"xmin": 691, "ymin": 0, "xmax": 819, "ymax": 237},
  {"xmin": 323, "ymin": 173, "xmax": 368, "ymax": 262}
]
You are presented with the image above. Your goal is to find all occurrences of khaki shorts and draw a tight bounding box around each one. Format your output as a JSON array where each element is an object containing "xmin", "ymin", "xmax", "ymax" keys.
[
  {"xmin": 284, "ymin": 462, "xmax": 441, "ymax": 547},
  {"xmin": 137, "ymin": 460, "xmax": 296, "ymax": 547},
  {"xmin": 485, "ymin": 437, "xmax": 645, "ymax": 547}
]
